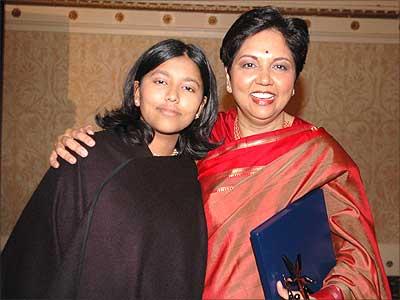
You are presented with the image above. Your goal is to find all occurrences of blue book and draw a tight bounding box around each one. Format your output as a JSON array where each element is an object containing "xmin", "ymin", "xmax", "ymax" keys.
[{"xmin": 250, "ymin": 189, "xmax": 336, "ymax": 299}]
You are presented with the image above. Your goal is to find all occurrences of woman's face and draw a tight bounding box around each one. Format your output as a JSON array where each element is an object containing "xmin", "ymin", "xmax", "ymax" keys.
[
  {"xmin": 135, "ymin": 55, "xmax": 206, "ymax": 138},
  {"xmin": 227, "ymin": 29, "xmax": 296, "ymax": 131}
]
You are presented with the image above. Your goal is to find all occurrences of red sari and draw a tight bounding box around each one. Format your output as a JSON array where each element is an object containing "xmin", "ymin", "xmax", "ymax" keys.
[{"xmin": 198, "ymin": 109, "xmax": 391, "ymax": 299}]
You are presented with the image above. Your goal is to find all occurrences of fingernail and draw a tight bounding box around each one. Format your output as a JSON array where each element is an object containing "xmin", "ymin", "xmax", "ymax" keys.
[
  {"xmin": 88, "ymin": 141, "xmax": 95, "ymax": 146},
  {"xmin": 80, "ymin": 150, "xmax": 88, "ymax": 157},
  {"xmin": 69, "ymin": 159, "xmax": 76, "ymax": 164},
  {"xmin": 88, "ymin": 130, "xmax": 94, "ymax": 135}
]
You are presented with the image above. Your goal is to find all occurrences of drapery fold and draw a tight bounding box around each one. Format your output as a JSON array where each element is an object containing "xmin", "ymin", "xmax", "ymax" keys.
[{"xmin": 198, "ymin": 109, "xmax": 391, "ymax": 299}]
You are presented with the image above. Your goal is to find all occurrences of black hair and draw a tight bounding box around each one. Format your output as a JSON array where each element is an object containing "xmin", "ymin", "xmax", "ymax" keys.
[
  {"xmin": 96, "ymin": 39, "xmax": 219, "ymax": 160},
  {"xmin": 220, "ymin": 6, "xmax": 309, "ymax": 79}
]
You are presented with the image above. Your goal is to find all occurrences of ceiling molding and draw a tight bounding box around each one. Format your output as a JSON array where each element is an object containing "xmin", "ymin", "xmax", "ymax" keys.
[
  {"xmin": 5, "ymin": 4, "xmax": 399, "ymax": 44},
  {"xmin": 5, "ymin": 0, "xmax": 400, "ymax": 19}
]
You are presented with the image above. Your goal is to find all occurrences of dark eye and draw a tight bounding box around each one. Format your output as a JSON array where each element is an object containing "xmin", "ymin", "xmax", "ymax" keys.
[
  {"xmin": 273, "ymin": 64, "xmax": 288, "ymax": 71},
  {"xmin": 242, "ymin": 62, "xmax": 256, "ymax": 69},
  {"xmin": 183, "ymin": 85, "xmax": 196, "ymax": 93},
  {"xmin": 154, "ymin": 79, "xmax": 167, "ymax": 85}
]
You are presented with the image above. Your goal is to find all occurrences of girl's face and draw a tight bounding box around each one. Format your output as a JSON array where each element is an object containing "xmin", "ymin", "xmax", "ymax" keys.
[
  {"xmin": 227, "ymin": 29, "xmax": 296, "ymax": 132},
  {"xmin": 134, "ymin": 55, "xmax": 206, "ymax": 138}
]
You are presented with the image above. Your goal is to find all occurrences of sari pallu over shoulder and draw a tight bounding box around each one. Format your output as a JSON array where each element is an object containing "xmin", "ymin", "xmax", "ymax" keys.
[{"xmin": 197, "ymin": 121, "xmax": 391, "ymax": 299}]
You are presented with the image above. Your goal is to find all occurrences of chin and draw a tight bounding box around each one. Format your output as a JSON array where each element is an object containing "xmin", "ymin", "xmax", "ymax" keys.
[
  {"xmin": 248, "ymin": 109, "xmax": 276, "ymax": 120},
  {"xmin": 154, "ymin": 126, "xmax": 184, "ymax": 135}
]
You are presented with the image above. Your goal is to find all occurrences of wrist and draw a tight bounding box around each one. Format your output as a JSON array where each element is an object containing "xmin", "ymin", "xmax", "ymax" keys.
[{"xmin": 311, "ymin": 285, "xmax": 343, "ymax": 300}]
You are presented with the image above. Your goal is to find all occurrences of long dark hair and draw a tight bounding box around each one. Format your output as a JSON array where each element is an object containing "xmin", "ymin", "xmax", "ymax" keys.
[
  {"xmin": 220, "ymin": 6, "xmax": 309, "ymax": 79},
  {"xmin": 96, "ymin": 39, "xmax": 219, "ymax": 160}
]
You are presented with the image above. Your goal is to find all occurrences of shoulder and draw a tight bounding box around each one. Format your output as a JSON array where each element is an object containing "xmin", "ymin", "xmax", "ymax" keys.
[
  {"xmin": 49, "ymin": 131, "xmax": 151, "ymax": 230},
  {"xmin": 215, "ymin": 108, "xmax": 237, "ymax": 127},
  {"xmin": 210, "ymin": 109, "xmax": 237, "ymax": 143},
  {"xmin": 293, "ymin": 116, "xmax": 312, "ymax": 126},
  {"xmin": 310, "ymin": 127, "xmax": 359, "ymax": 171},
  {"xmin": 90, "ymin": 130, "xmax": 132, "ymax": 153},
  {"xmin": 81, "ymin": 130, "xmax": 150, "ymax": 162},
  {"xmin": 291, "ymin": 117, "xmax": 358, "ymax": 169},
  {"xmin": 55, "ymin": 130, "xmax": 151, "ymax": 185}
]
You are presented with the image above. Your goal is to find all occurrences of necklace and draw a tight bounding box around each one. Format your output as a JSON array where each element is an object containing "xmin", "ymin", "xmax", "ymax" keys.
[
  {"xmin": 153, "ymin": 148, "xmax": 179, "ymax": 156},
  {"xmin": 233, "ymin": 113, "xmax": 292, "ymax": 140},
  {"xmin": 171, "ymin": 148, "xmax": 179, "ymax": 156},
  {"xmin": 233, "ymin": 116, "xmax": 241, "ymax": 140},
  {"xmin": 282, "ymin": 113, "xmax": 291, "ymax": 129}
]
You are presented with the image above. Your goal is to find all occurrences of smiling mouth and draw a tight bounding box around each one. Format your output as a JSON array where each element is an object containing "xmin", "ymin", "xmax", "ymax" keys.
[{"xmin": 250, "ymin": 92, "xmax": 275, "ymax": 105}]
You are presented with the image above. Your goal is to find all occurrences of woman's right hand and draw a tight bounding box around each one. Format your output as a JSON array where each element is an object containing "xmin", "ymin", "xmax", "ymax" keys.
[{"xmin": 49, "ymin": 125, "xmax": 96, "ymax": 168}]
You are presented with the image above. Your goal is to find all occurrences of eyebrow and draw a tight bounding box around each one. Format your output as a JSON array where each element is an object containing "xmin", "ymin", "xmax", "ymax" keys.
[
  {"xmin": 237, "ymin": 54, "xmax": 293, "ymax": 63},
  {"xmin": 181, "ymin": 77, "xmax": 201, "ymax": 88},
  {"xmin": 272, "ymin": 57, "xmax": 293, "ymax": 63},
  {"xmin": 150, "ymin": 70, "xmax": 201, "ymax": 87}
]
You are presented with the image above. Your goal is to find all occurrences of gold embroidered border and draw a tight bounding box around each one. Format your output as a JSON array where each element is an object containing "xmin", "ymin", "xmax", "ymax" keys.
[
  {"xmin": 204, "ymin": 126, "xmax": 318, "ymax": 162},
  {"xmin": 215, "ymin": 166, "xmax": 264, "ymax": 193},
  {"xmin": 4, "ymin": 0, "xmax": 399, "ymax": 19}
]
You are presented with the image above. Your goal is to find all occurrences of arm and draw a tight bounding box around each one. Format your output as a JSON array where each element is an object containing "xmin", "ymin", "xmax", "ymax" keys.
[
  {"xmin": 50, "ymin": 125, "xmax": 96, "ymax": 168},
  {"xmin": 275, "ymin": 133, "xmax": 389, "ymax": 300},
  {"xmin": 1, "ymin": 162, "xmax": 86, "ymax": 298},
  {"xmin": 1, "ymin": 169, "xmax": 60, "ymax": 297},
  {"xmin": 320, "ymin": 167, "xmax": 391, "ymax": 299}
]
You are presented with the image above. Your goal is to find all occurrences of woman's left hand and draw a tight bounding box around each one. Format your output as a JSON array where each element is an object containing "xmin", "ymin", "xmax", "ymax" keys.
[{"xmin": 276, "ymin": 281, "xmax": 316, "ymax": 300}]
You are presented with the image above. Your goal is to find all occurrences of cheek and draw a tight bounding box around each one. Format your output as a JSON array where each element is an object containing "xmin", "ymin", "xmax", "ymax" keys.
[
  {"xmin": 185, "ymin": 100, "xmax": 203, "ymax": 114},
  {"xmin": 232, "ymin": 71, "xmax": 256, "ymax": 91},
  {"xmin": 276, "ymin": 76, "xmax": 295, "ymax": 93},
  {"xmin": 139, "ymin": 89, "xmax": 160, "ymax": 106},
  {"xmin": 180, "ymin": 93, "xmax": 204, "ymax": 111}
]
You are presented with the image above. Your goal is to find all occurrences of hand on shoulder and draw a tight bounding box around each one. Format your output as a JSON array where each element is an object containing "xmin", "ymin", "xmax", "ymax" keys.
[{"xmin": 49, "ymin": 125, "xmax": 96, "ymax": 168}]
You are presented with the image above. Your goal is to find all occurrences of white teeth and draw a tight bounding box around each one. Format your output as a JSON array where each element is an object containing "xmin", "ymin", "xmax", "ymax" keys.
[{"xmin": 251, "ymin": 92, "xmax": 274, "ymax": 99}]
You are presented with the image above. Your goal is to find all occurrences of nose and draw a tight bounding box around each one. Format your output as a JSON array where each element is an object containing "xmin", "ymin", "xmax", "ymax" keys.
[
  {"xmin": 166, "ymin": 87, "xmax": 179, "ymax": 103},
  {"xmin": 255, "ymin": 69, "xmax": 272, "ymax": 86}
]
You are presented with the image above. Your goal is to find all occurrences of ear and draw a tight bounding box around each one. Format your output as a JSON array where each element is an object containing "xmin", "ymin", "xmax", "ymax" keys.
[
  {"xmin": 133, "ymin": 80, "xmax": 141, "ymax": 107},
  {"xmin": 195, "ymin": 96, "xmax": 207, "ymax": 119},
  {"xmin": 225, "ymin": 68, "xmax": 232, "ymax": 94}
]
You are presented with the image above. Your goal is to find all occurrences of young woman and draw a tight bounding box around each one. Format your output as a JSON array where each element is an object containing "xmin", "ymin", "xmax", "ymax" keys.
[
  {"xmin": 1, "ymin": 39, "xmax": 219, "ymax": 299},
  {"xmin": 46, "ymin": 7, "xmax": 391, "ymax": 300}
]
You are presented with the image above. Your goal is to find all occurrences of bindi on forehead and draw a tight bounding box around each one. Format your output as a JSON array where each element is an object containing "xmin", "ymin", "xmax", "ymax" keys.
[{"xmin": 265, "ymin": 50, "xmax": 269, "ymax": 54}]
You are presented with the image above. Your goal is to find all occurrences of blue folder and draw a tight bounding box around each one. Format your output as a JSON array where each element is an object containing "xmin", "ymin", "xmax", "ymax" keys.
[{"xmin": 250, "ymin": 189, "xmax": 336, "ymax": 299}]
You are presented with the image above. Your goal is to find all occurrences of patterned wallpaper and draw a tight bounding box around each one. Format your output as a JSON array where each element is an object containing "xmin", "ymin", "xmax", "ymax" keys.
[{"xmin": 1, "ymin": 31, "xmax": 399, "ymax": 251}]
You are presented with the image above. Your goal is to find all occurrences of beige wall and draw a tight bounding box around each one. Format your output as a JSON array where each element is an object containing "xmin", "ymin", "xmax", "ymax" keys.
[{"xmin": 1, "ymin": 4, "xmax": 399, "ymax": 273}]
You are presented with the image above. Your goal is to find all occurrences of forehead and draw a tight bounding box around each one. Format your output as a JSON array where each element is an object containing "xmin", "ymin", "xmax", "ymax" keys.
[
  {"xmin": 235, "ymin": 29, "xmax": 292, "ymax": 58},
  {"xmin": 150, "ymin": 55, "xmax": 202, "ymax": 81}
]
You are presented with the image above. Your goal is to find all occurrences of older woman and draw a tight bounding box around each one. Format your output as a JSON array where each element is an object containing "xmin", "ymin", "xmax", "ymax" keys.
[
  {"xmin": 47, "ymin": 7, "xmax": 390, "ymax": 300},
  {"xmin": 198, "ymin": 7, "xmax": 390, "ymax": 299}
]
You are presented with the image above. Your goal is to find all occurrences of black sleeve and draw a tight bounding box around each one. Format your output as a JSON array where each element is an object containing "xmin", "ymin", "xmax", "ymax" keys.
[{"xmin": 1, "ymin": 161, "xmax": 87, "ymax": 299}]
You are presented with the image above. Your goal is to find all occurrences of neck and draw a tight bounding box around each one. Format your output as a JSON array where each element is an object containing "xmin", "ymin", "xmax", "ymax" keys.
[
  {"xmin": 148, "ymin": 133, "xmax": 179, "ymax": 156},
  {"xmin": 237, "ymin": 111, "xmax": 293, "ymax": 138}
]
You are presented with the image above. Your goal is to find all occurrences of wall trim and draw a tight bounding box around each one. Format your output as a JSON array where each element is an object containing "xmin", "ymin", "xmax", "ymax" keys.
[
  {"xmin": 5, "ymin": 4, "xmax": 399, "ymax": 44},
  {"xmin": 4, "ymin": 0, "xmax": 400, "ymax": 19}
]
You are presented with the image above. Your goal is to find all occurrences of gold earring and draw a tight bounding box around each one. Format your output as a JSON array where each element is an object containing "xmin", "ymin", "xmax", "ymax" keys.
[
  {"xmin": 292, "ymin": 89, "xmax": 295, "ymax": 96},
  {"xmin": 227, "ymin": 82, "xmax": 232, "ymax": 93},
  {"xmin": 195, "ymin": 112, "xmax": 200, "ymax": 119}
]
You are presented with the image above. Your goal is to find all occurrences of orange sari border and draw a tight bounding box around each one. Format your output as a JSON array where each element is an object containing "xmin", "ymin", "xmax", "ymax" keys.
[
  {"xmin": 199, "ymin": 124, "xmax": 323, "ymax": 180},
  {"xmin": 203, "ymin": 123, "xmax": 319, "ymax": 162}
]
